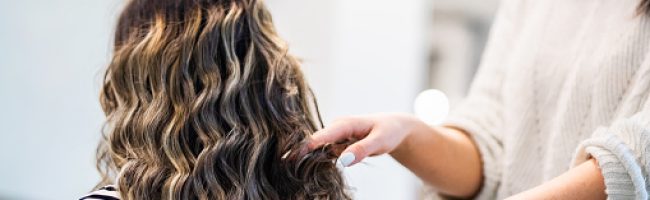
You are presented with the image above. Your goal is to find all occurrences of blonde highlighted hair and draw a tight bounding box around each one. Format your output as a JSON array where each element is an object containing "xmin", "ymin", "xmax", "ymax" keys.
[{"xmin": 96, "ymin": 0, "xmax": 350, "ymax": 199}]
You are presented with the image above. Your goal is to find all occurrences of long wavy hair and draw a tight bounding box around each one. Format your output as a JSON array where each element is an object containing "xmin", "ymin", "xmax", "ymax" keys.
[{"xmin": 95, "ymin": 0, "xmax": 350, "ymax": 199}]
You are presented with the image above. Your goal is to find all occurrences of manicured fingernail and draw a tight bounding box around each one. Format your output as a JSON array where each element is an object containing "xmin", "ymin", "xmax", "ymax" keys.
[{"xmin": 337, "ymin": 152, "xmax": 355, "ymax": 167}]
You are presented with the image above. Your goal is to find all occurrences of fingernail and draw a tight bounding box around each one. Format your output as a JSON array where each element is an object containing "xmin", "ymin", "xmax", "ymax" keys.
[{"xmin": 337, "ymin": 152, "xmax": 356, "ymax": 167}]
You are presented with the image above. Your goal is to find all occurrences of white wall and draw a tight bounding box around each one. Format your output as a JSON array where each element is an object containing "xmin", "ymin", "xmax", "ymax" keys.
[
  {"xmin": 0, "ymin": 1, "xmax": 123, "ymax": 199},
  {"xmin": 0, "ymin": 0, "xmax": 429, "ymax": 199}
]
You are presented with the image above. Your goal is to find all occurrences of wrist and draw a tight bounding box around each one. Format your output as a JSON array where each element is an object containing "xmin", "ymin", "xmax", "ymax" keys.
[{"xmin": 390, "ymin": 115, "xmax": 436, "ymax": 158}]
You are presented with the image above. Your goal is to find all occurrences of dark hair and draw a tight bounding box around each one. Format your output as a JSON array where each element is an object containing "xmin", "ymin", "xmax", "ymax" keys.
[{"xmin": 95, "ymin": 0, "xmax": 350, "ymax": 199}]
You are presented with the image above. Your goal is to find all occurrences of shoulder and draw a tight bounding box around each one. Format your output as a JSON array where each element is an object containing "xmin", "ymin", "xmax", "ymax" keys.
[{"xmin": 79, "ymin": 185, "xmax": 121, "ymax": 200}]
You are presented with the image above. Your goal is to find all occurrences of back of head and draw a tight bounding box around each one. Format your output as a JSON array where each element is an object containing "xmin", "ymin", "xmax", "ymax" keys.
[{"xmin": 96, "ymin": 0, "xmax": 350, "ymax": 199}]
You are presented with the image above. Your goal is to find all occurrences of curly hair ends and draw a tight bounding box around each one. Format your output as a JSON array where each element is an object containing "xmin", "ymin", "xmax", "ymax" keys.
[{"xmin": 95, "ymin": 0, "xmax": 351, "ymax": 199}]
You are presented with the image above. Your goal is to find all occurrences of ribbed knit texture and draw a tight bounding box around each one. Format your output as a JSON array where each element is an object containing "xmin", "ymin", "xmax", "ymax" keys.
[{"xmin": 437, "ymin": 0, "xmax": 650, "ymax": 199}]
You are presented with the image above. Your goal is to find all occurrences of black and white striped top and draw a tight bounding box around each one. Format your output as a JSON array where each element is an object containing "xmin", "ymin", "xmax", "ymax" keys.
[{"xmin": 79, "ymin": 185, "xmax": 120, "ymax": 200}]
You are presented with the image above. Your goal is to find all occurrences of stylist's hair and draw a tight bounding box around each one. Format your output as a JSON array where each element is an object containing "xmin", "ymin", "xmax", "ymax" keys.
[{"xmin": 96, "ymin": 0, "xmax": 350, "ymax": 199}]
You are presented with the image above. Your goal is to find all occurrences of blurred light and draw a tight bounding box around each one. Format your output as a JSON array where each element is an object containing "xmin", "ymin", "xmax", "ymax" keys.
[{"xmin": 413, "ymin": 89, "xmax": 449, "ymax": 125}]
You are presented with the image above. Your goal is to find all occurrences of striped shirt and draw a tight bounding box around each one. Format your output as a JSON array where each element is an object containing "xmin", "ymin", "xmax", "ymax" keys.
[{"xmin": 79, "ymin": 185, "xmax": 120, "ymax": 200}]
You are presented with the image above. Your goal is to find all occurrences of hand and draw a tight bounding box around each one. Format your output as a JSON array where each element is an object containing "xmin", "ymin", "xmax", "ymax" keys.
[
  {"xmin": 309, "ymin": 113, "xmax": 483, "ymax": 197},
  {"xmin": 307, "ymin": 113, "xmax": 423, "ymax": 167}
]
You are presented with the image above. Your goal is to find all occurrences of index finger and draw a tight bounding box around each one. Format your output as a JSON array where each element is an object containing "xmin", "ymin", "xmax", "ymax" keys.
[{"xmin": 307, "ymin": 116, "xmax": 373, "ymax": 150}]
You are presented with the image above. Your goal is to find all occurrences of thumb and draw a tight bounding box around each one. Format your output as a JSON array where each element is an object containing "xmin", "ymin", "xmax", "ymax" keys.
[{"xmin": 336, "ymin": 137, "xmax": 380, "ymax": 167}]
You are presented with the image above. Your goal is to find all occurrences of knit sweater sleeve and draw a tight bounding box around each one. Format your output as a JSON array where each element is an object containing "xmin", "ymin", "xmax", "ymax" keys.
[
  {"xmin": 438, "ymin": 1, "xmax": 524, "ymax": 199},
  {"xmin": 573, "ymin": 112, "xmax": 650, "ymax": 199}
]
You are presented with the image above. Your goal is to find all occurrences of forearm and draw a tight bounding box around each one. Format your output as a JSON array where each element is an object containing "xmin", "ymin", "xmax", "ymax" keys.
[
  {"xmin": 507, "ymin": 158, "xmax": 606, "ymax": 200},
  {"xmin": 390, "ymin": 120, "xmax": 482, "ymax": 198}
]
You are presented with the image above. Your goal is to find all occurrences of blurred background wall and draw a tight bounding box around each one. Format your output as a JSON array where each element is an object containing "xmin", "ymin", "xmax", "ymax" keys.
[
  {"xmin": 0, "ymin": 0, "xmax": 497, "ymax": 199},
  {"xmin": 0, "ymin": 1, "xmax": 121, "ymax": 199}
]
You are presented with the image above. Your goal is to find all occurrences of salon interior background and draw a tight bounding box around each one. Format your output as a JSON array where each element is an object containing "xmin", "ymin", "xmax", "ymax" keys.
[{"xmin": 0, "ymin": 0, "xmax": 497, "ymax": 199}]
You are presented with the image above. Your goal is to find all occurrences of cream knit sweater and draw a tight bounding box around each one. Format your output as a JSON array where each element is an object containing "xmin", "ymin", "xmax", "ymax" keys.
[{"xmin": 443, "ymin": 0, "xmax": 650, "ymax": 199}]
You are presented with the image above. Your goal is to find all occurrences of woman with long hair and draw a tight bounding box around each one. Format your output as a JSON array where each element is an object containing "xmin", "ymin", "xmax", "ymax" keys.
[{"xmin": 81, "ymin": 0, "xmax": 350, "ymax": 199}]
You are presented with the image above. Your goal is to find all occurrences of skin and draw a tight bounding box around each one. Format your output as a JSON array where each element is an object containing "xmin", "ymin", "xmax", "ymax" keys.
[{"xmin": 308, "ymin": 113, "xmax": 607, "ymax": 199}]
